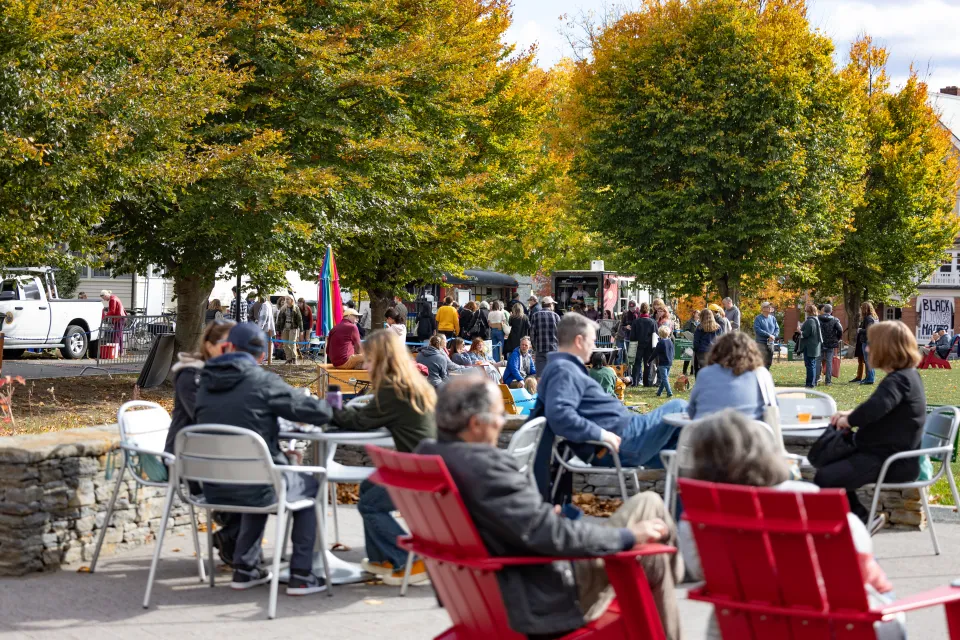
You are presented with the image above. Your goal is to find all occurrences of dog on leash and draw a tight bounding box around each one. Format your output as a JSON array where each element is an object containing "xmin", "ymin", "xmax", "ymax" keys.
[{"xmin": 674, "ymin": 374, "xmax": 690, "ymax": 393}]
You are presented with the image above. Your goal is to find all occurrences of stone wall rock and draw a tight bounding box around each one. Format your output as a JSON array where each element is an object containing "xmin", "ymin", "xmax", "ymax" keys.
[{"xmin": 0, "ymin": 425, "xmax": 195, "ymax": 577}]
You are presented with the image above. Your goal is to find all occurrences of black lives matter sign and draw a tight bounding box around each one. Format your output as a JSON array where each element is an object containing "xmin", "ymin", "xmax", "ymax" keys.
[{"xmin": 918, "ymin": 297, "xmax": 954, "ymax": 341}]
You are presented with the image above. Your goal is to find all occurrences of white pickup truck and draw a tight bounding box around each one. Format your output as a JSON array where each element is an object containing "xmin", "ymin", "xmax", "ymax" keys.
[{"xmin": 0, "ymin": 269, "xmax": 103, "ymax": 359}]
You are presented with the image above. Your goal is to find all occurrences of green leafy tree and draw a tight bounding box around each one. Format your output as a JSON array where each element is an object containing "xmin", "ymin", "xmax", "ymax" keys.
[
  {"xmin": 814, "ymin": 37, "xmax": 960, "ymax": 340},
  {"xmin": 572, "ymin": 0, "xmax": 864, "ymax": 304},
  {"xmin": 0, "ymin": 0, "xmax": 241, "ymax": 280}
]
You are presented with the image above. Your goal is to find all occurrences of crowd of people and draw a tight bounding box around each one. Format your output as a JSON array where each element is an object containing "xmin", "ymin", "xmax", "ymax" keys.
[{"xmin": 159, "ymin": 283, "xmax": 945, "ymax": 639}]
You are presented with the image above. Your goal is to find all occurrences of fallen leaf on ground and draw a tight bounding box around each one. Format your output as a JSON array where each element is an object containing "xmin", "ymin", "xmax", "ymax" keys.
[
  {"xmin": 77, "ymin": 566, "xmax": 91, "ymax": 573},
  {"xmin": 171, "ymin": 548, "xmax": 180, "ymax": 552},
  {"xmin": 364, "ymin": 599, "xmax": 384, "ymax": 606}
]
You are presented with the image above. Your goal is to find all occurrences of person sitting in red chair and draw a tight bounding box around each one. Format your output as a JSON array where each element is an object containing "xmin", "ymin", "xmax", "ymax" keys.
[{"xmin": 416, "ymin": 373, "xmax": 683, "ymax": 640}]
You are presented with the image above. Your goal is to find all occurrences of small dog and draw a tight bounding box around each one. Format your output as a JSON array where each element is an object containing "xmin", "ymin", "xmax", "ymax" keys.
[{"xmin": 674, "ymin": 374, "xmax": 690, "ymax": 392}]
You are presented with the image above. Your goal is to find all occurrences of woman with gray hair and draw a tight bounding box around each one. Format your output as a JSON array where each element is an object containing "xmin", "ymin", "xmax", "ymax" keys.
[{"xmin": 679, "ymin": 410, "xmax": 903, "ymax": 640}]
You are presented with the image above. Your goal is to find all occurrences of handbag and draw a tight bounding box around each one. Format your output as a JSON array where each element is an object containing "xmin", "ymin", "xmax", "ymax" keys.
[{"xmin": 807, "ymin": 426, "xmax": 857, "ymax": 469}]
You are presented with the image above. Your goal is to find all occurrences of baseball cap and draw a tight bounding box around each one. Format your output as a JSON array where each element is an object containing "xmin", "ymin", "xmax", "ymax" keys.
[
  {"xmin": 227, "ymin": 323, "xmax": 267, "ymax": 357},
  {"xmin": 342, "ymin": 307, "xmax": 360, "ymax": 317},
  {"xmin": 541, "ymin": 296, "xmax": 555, "ymax": 305}
]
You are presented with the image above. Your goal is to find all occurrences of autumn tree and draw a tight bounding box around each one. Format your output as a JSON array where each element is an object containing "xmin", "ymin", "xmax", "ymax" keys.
[
  {"xmin": 0, "ymin": 0, "xmax": 241, "ymax": 276},
  {"xmin": 813, "ymin": 37, "xmax": 960, "ymax": 340},
  {"xmin": 573, "ymin": 0, "xmax": 864, "ymax": 305}
]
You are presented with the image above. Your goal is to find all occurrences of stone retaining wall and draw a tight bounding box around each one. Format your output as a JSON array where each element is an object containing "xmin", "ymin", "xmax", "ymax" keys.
[{"xmin": 0, "ymin": 426, "xmax": 194, "ymax": 577}]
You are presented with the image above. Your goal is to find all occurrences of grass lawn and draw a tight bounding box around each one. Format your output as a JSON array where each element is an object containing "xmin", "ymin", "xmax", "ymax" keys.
[
  {"xmin": 0, "ymin": 365, "xmax": 321, "ymax": 437},
  {"xmin": 625, "ymin": 359, "xmax": 960, "ymax": 505}
]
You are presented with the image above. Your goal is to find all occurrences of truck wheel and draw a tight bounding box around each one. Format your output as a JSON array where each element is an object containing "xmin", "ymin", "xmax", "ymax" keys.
[
  {"xmin": 61, "ymin": 325, "xmax": 88, "ymax": 360},
  {"xmin": 3, "ymin": 349, "xmax": 24, "ymax": 360}
]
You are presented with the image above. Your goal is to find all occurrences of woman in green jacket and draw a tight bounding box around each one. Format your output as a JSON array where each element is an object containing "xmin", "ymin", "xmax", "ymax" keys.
[
  {"xmin": 797, "ymin": 303, "xmax": 823, "ymax": 388},
  {"xmin": 331, "ymin": 329, "xmax": 436, "ymax": 586}
]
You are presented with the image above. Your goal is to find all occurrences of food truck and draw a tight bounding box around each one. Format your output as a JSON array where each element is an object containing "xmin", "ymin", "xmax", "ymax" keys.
[{"xmin": 551, "ymin": 261, "xmax": 649, "ymax": 317}]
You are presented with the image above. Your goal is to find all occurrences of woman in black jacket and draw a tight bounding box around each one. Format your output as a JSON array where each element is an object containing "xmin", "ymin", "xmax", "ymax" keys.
[
  {"xmin": 691, "ymin": 307, "xmax": 721, "ymax": 378},
  {"xmin": 851, "ymin": 301, "xmax": 878, "ymax": 384},
  {"xmin": 815, "ymin": 321, "xmax": 925, "ymax": 527},
  {"xmin": 414, "ymin": 301, "xmax": 437, "ymax": 341},
  {"xmin": 503, "ymin": 303, "xmax": 530, "ymax": 356}
]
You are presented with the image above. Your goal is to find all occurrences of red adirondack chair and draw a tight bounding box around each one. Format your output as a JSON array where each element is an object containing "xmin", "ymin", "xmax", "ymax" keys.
[
  {"xmin": 679, "ymin": 478, "xmax": 960, "ymax": 639},
  {"xmin": 367, "ymin": 445, "xmax": 677, "ymax": 640},
  {"xmin": 919, "ymin": 350, "xmax": 952, "ymax": 370}
]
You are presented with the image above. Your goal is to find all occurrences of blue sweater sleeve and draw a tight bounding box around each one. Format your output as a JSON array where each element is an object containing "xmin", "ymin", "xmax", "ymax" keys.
[
  {"xmin": 753, "ymin": 315, "xmax": 768, "ymax": 340},
  {"xmin": 543, "ymin": 368, "xmax": 604, "ymax": 442},
  {"xmin": 504, "ymin": 350, "xmax": 522, "ymax": 383}
]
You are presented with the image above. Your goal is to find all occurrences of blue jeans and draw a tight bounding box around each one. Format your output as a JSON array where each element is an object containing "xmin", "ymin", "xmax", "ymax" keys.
[
  {"xmin": 804, "ymin": 354, "xmax": 817, "ymax": 387},
  {"xmin": 863, "ymin": 344, "xmax": 875, "ymax": 383},
  {"xmin": 656, "ymin": 365, "xmax": 672, "ymax": 396},
  {"xmin": 615, "ymin": 338, "xmax": 626, "ymax": 365},
  {"xmin": 491, "ymin": 328, "xmax": 504, "ymax": 362},
  {"xmin": 358, "ymin": 480, "xmax": 408, "ymax": 570},
  {"xmin": 594, "ymin": 399, "xmax": 689, "ymax": 468}
]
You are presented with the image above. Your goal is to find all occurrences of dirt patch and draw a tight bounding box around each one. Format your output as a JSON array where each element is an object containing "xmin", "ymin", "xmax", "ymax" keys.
[{"xmin": 0, "ymin": 363, "xmax": 322, "ymax": 437}]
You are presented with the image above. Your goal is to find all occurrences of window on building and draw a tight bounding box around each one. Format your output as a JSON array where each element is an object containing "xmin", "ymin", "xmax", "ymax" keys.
[
  {"xmin": 884, "ymin": 307, "xmax": 902, "ymax": 321},
  {"xmin": 91, "ymin": 267, "xmax": 112, "ymax": 278},
  {"xmin": 941, "ymin": 254, "xmax": 955, "ymax": 273}
]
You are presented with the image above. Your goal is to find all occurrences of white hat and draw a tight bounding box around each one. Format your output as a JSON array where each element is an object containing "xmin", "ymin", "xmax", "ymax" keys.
[
  {"xmin": 342, "ymin": 307, "xmax": 360, "ymax": 317},
  {"xmin": 100, "ymin": 290, "xmax": 111, "ymax": 298},
  {"xmin": 528, "ymin": 294, "xmax": 539, "ymax": 302},
  {"xmin": 541, "ymin": 296, "xmax": 555, "ymax": 306}
]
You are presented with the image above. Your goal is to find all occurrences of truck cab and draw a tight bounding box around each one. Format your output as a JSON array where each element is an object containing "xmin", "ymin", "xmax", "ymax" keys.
[{"xmin": 0, "ymin": 270, "xmax": 104, "ymax": 359}]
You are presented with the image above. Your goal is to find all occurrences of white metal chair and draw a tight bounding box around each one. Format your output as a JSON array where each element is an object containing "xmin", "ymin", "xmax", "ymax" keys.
[
  {"xmin": 660, "ymin": 418, "xmax": 776, "ymax": 516},
  {"xmin": 775, "ymin": 387, "xmax": 837, "ymax": 427},
  {"xmin": 144, "ymin": 425, "xmax": 333, "ymax": 619},
  {"xmin": 866, "ymin": 406, "xmax": 960, "ymax": 554},
  {"xmin": 90, "ymin": 401, "xmax": 205, "ymax": 582},
  {"xmin": 506, "ymin": 417, "xmax": 546, "ymax": 476},
  {"xmin": 551, "ymin": 435, "xmax": 643, "ymax": 502}
]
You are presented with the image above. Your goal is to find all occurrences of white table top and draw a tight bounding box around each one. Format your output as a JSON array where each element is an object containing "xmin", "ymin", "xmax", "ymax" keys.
[
  {"xmin": 662, "ymin": 412, "xmax": 831, "ymax": 432},
  {"xmin": 279, "ymin": 428, "xmax": 391, "ymax": 443}
]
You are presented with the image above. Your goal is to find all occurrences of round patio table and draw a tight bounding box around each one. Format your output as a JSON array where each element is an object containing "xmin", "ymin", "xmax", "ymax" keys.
[{"xmin": 279, "ymin": 427, "xmax": 394, "ymax": 585}]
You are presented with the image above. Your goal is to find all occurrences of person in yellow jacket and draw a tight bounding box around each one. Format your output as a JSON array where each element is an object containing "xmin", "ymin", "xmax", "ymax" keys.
[{"xmin": 435, "ymin": 297, "xmax": 460, "ymax": 338}]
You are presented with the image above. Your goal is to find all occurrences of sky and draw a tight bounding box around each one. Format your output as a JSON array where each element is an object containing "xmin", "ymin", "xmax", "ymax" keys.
[{"xmin": 504, "ymin": 0, "xmax": 960, "ymax": 92}]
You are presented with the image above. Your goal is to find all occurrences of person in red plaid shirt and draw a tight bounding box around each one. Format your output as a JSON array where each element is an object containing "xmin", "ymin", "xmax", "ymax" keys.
[{"xmin": 530, "ymin": 296, "xmax": 561, "ymax": 376}]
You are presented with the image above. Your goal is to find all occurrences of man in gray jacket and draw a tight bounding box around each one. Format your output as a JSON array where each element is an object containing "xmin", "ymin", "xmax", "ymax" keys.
[{"xmin": 417, "ymin": 375, "xmax": 683, "ymax": 639}]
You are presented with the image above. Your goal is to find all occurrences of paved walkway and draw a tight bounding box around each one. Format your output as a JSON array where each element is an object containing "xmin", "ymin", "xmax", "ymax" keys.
[
  {"xmin": 2, "ymin": 506, "xmax": 960, "ymax": 639},
  {"xmin": 1, "ymin": 359, "xmax": 140, "ymax": 380}
]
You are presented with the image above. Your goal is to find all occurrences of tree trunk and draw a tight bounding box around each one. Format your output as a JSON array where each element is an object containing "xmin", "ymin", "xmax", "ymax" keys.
[
  {"xmin": 843, "ymin": 278, "xmax": 862, "ymax": 352},
  {"xmin": 715, "ymin": 274, "xmax": 740, "ymax": 307},
  {"xmin": 368, "ymin": 288, "xmax": 393, "ymax": 335},
  {"xmin": 174, "ymin": 272, "xmax": 215, "ymax": 355}
]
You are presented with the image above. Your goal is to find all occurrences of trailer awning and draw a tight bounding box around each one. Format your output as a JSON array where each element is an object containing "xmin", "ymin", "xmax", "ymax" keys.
[{"xmin": 443, "ymin": 270, "xmax": 518, "ymax": 287}]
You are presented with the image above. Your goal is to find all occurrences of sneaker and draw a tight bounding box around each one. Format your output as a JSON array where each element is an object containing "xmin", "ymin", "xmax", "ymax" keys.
[
  {"xmin": 286, "ymin": 572, "xmax": 327, "ymax": 595},
  {"xmin": 230, "ymin": 566, "xmax": 272, "ymax": 590},
  {"xmin": 869, "ymin": 514, "xmax": 887, "ymax": 536},
  {"xmin": 860, "ymin": 380, "xmax": 875, "ymax": 385},
  {"xmin": 361, "ymin": 558, "xmax": 395, "ymax": 576},
  {"xmin": 849, "ymin": 378, "xmax": 862, "ymax": 383},
  {"xmin": 382, "ymin": 560, "xmax": 431, "ymax": 587}
]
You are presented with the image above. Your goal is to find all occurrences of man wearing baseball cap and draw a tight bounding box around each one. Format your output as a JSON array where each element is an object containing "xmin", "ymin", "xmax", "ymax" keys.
[
  {"xmin": 195, "ymin": 323, "xmax": 332, "ymax": 595},
  {"xmin": 527, "ymin": 294, "xmax": 542, "ymax": 316},
  {"xmin": 327, "ymin": 306, "xmax": 365, "ymax": 369}
]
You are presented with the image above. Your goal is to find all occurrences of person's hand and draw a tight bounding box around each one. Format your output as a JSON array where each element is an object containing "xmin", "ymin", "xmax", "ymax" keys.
[
  {"xmin": 630, "ymin": 518, "xmax": 669, "ymax": 545},
  {"xmin": 835, "ymin": 415, "xmax": 851, "ymax": 430},
  {"xmin": 599, "ymin": 429, "xmax": 621, "ymax": 452},
  {"xmin": 829, "ymin": 410, "xmax": 852, "ymax": 428}
]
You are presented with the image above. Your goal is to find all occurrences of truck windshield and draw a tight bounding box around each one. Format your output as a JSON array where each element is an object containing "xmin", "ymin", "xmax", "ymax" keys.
[{"xmin": 0, "ymin": 280, "xmax": 19, "ymax": 300}]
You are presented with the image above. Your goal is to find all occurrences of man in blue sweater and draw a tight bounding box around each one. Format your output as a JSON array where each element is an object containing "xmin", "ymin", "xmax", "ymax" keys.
[
  {"xmin": 753, "ymin": 302, "xmax": 780, "ymax": 368},
  {"xmin": 532, "ymin": 313, "xmax": 688, "ymax": 501}
]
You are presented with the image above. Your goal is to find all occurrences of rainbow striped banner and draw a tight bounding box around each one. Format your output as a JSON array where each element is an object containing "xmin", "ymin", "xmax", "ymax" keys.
[{"xmin": 317, "ymin": 245, "xmax": 343, "ymax": 336}]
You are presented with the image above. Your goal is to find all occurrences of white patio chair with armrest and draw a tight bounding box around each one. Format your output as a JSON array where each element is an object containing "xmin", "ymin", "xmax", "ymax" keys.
[
  {"xmin": 506, "ymin": 417, "xmax": 546, "ymax": 477},
  {"xmin": 775, "ymin": 387, "xmax": 837, "ymax": 426},
  {"xmin": 144, "ymin": 425, "xmax": 333, "ymax": 619},
  {"xmin": 866, "ymin": 406, "xmax": 960, "ymax": 555},
  {"xmin": 551, "ymin": 435, "xmax": 643, "ymax": 502},
  {"xmin": 90, "ymin": 401, "xmax": 205, "ymax": 583},
  {"xmin": 660, "ymin": 418, "xmax": 776, "ymax": 517}
]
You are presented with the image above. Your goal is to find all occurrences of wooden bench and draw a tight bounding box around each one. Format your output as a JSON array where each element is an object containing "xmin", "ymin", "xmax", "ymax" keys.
[
  {"xmin": 679, "ymin": 478, "xmax": 960, "ymax": 638},
  {"xmin": 315, "ymin": 363, "xmax": 372, "ymax": 395},
  {"xmin": 369, "ymin": 445, "xmax": 676, "ymax": 640}
]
